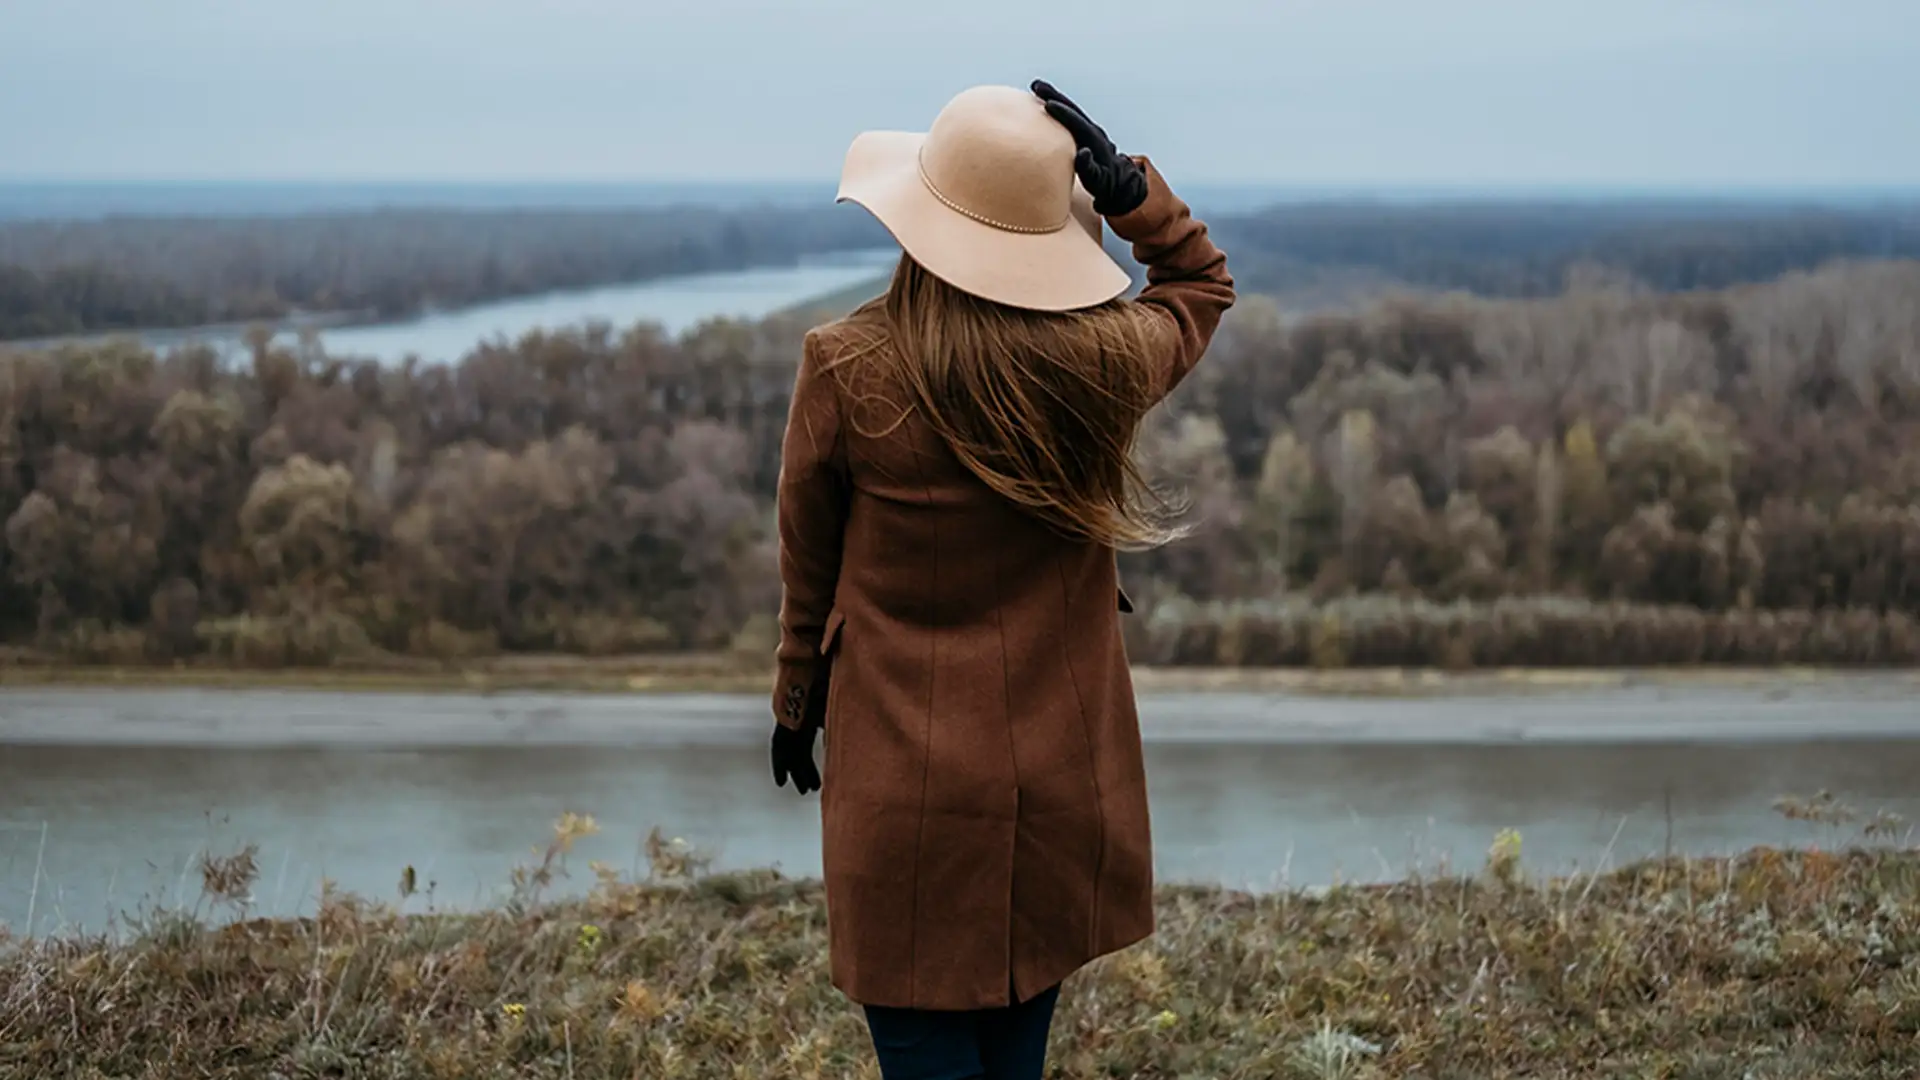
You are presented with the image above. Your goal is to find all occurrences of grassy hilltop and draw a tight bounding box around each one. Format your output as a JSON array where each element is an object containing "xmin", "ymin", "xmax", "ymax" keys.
[{"xmin": 3, "ymin": 812, "xmax": 1917, "ymax": 1079}]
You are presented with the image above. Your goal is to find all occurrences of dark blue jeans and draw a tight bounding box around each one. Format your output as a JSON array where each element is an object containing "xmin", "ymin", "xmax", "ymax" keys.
[{"xmin": 862, "ymin": 984, "xmax": 1061, "ymax": 1080}]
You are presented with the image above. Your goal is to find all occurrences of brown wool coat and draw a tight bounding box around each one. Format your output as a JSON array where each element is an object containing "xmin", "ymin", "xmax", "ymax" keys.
[{"xmin": 771, "ymin": 158, "xmax": 1235, "ymax": 1011}]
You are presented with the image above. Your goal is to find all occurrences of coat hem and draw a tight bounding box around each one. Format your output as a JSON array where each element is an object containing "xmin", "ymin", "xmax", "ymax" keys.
[{"xmin": 831, "ymin": 925, "xmax": 1154, "ymax": 1012}]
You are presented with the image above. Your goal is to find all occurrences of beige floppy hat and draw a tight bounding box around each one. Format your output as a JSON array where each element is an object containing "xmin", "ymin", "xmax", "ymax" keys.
[{"xmin": 836, "ymin": 85, "xmax": 1133, "ymax": 313}]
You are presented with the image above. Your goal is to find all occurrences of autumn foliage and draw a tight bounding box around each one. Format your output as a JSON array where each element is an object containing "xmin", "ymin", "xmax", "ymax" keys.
[{"xmin": 3, "ymin": 258, "xmax": 1919, "ymax": 667}]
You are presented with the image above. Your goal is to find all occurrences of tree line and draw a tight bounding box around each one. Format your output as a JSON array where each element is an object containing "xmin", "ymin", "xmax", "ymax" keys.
[
  {"xmin": 7, "ymin": 197, "xmax": 1919, "ymax": 342},
  {"xmin": 1219, "ymin": 199, "xmax": 1920, "ymax": 297},
  {"xmin": 0, "ymin": 207, "xmax": 890, "ymax": 340},
  {"xmin": 2, "ymin": 256, "xmax": 1918, "ymax": 668}
]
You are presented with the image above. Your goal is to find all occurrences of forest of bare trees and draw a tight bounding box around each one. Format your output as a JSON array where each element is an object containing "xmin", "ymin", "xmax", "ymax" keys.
[{"xmin": 3, "ymin": 252, "xmax": 1918, "ymax": 668}]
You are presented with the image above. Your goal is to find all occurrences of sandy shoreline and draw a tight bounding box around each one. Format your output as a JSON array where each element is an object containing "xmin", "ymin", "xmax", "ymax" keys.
[{"xmin": 2, "ymin": 673, "xmax": 1917, "ymax": 747}]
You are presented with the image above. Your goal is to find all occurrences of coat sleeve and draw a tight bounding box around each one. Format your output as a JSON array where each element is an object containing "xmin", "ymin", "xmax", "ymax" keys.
[
  {"xmin": 1106, "ymin": 156, "xmax": 1237, "ymax": 401},
  {"xmin": 771, "ymin": 329, "xmax": 849, "ymax": 730}
]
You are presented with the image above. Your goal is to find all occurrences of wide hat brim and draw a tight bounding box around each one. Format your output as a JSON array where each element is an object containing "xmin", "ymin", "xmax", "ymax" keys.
[{"xmin": 836, "ymin": 130, "xmax": 1132, "ymax": 313}]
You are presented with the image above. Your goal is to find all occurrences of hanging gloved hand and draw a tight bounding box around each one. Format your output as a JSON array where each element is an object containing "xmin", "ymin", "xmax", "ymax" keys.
[
  {"xmin": 771, "ymin": 720, "xmax": 821, "ymax": 795},
  {"xmin": 1031, "ymin": 79, "xmax": 1150, "ymax": 217},
  {"xmin": 771, "ymin": 665, "xmax": 828, "ymax": 795}
]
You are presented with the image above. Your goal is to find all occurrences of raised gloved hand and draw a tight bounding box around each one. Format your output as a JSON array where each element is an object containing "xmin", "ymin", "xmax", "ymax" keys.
[
  {"xmin": 771, "ymin": 721, "xmax": 820, "ymax": 795},
  {"xmin": 1031, "ymin": 79, "xmax": 1150, "ymax": 218}
]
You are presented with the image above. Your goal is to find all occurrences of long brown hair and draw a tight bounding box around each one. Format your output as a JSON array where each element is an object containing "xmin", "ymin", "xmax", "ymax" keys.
[{"xmin": 837, "ymin": 253, "xmax": 1184, "ymax": 550}]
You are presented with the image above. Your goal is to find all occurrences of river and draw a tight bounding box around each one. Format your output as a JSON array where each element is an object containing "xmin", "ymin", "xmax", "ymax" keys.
[
  {"xmin": 16, "ymin": 249, "xmax": 899, "ymax": 365},
  {"xmin": 3, "ymin": 683, "xmax": 1918, "ymax": 938}
]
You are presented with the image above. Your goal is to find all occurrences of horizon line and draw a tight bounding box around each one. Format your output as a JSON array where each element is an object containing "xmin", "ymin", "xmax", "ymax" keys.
[{"xmin": 3, "ymin": 175, "xmax": 1919, "ymax": 194}]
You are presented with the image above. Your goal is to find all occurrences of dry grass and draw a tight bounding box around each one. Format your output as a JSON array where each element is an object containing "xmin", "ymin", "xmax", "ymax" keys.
[
  {"xmin": 1131, "ymin": 596, "xmax": 1920, "ymax": 670},
  {"xmin": 4, "ymin": 645, "xmax": 1917, "ymax": 701},
  {"xmin": 0, "ymin": 648, "xmax": 774, "ymax": 695},
  {"xmin": 3, "ymin": 815, "xmax": 1918, "ymax": 1079}
]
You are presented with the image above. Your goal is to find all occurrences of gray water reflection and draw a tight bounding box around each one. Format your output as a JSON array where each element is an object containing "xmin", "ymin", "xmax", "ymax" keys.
[
  {"xmin": 18, "ymin": 249, "xmax": 898, "ymax": 365},
  {"xmin": 5, "ymin": 739, "xmax": 1918, "ymax": 938},
  {"xmin": 297, "ymin": 251, "xmax": 895, "ymax": 363}
]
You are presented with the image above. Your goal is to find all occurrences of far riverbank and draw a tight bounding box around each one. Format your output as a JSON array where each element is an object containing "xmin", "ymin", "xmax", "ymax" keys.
[{"xmin": 3, "ymin": 653, "xmax": 1917, "ymax": 700}]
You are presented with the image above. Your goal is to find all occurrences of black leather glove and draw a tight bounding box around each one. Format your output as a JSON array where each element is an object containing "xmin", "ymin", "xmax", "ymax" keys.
[
  {"xmin": 771, "ymin": 721, "xmax": 820, "ymax": 795},
  {"xmin": 771, "ymin": 664, "xmax": 829, "ymax": 795},
  {"xmin": 1031, "ymin": 79, "xmax": 1149, "ymax": 217}
]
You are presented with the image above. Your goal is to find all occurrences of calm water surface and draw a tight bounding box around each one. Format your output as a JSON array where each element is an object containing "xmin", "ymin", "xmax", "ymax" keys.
[
  {"xmin": 5, "ymin": 689, "xmax": 1919, "ymax": 937},
  {"xmin": 24, "ymin": 249, "xmax": 897, "ymax": 365}
]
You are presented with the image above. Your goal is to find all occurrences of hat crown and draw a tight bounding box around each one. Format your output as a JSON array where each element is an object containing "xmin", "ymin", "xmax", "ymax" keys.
[{"xmin": 919, "ymin": 86, "xmax": 1075, "ymax": 234}]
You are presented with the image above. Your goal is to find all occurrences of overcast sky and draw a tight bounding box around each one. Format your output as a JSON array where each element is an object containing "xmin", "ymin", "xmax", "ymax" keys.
[{"xmin": 2, "ymin": 0, "xmax": 1916, "ymax": 188}]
